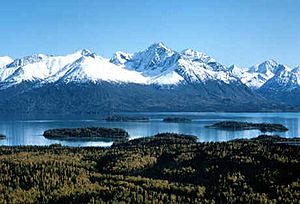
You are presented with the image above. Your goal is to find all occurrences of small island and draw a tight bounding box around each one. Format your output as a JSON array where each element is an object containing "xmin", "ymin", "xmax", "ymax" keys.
[
  {"xmin": 105, "ymin": 115, "xmax": 149, "ymax": 122},
  {"xmin": 163, "ymin": 117, "xmax": 192, "ymax": 123},
  {"xmin": 206, "ymin": 121, "xmax": 288, "ymax": 132},
  {"xmin": 0, "ymin": 134, "xmax": 6, "ymax": 140},
  {"xmin": 113, "ymin": 132, "xmax": 198, "ymax": 147},
  {"xmin": 43, "ymin": 127, "xmax": 129, "ymax": 140}
]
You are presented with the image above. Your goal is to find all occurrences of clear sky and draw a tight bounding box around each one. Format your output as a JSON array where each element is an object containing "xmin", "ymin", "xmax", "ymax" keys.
[{"xmin": 0, "ymin": 0, "xmax": 299, "ymax": 67}]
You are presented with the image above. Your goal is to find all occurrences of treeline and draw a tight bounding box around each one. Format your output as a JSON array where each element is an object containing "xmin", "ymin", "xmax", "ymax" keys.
[{"xmin": 0, "ymin": 134, "xmax": 299, "ymax": 203}]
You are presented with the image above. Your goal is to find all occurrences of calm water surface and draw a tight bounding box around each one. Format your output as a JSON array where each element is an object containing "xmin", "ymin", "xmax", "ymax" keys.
[{"xmin": 0, "ymin": 112, "xmax": 299, "ymax": 147}]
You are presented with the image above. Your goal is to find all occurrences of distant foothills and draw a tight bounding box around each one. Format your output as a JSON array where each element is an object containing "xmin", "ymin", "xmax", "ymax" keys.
[{"xmin": 0, "ymin": 42, "xmax": 299, "ymax": 114}]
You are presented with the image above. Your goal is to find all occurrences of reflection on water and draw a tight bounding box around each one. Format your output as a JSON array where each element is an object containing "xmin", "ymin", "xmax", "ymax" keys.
[{"xmin": 0, "ymin": 112, "xmax": 299, "ymax": 147}]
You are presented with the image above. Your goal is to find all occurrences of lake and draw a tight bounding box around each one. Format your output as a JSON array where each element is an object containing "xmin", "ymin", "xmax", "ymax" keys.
[{"xmin": 0, "ymin": 112, "xmax": 299, "ymax": 146}]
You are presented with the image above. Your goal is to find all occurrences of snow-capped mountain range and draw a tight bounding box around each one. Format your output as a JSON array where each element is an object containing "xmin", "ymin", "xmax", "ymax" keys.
[
  {"xmin": 0, "ymin": 42, "xmax": 240, "ymax": 89},
  {"xmin": 227, "ymin": 59, "xmax": 300, "ymax": 106},
  {"xmin": 0, "ymin": 42, "xmax": 299, "ymax": 113},
  {"xmin": 0, "ymin": 42, "xmax": 298, "ymax": 90},
  {"xmin": 228, "ymin": 60, "xmax": 294, "ymax": 89},
  {"xmin": 257, "ymin": 65, "xmax": 300, "ymax": 106}
]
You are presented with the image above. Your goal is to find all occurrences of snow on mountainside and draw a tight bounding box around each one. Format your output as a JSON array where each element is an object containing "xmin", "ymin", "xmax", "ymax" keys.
[
  {"xmin": 258, "ymin": 66, "xmax": 300, "ymax": 106},
  {"xmin": 110, "ymin": 43, "xmax": 185, "ymax": 85},
  {"xmin": 0, "ymin": 50, "xmax": 96, "ymax": 88},
  {"xmin": 0, "ymin": 43, "xmax": 297, "ymax": 92},
  {"xmin": 229, "ymin": 60, "xmax": 291, "ymax": 89},
  {"xmin": 2, "ymin": 54, "xmax": 50, "ymax": 84},
  {"xmin": 228, "ymin": 64, "xmax": 267, "ymax": 89},
  {"xmin": 228, "ymin": 65, "xmax": 245, "ymax": 78},
  {"xmin": 110, "ymin": 42, "xmax": 238, "ymax": 85},
  {"xmin": 114, "ymin": 42, "xmax": 179, "ymax": 76},
  {"xmin": 260, "ymin": 66, "xmax": 300, "ymax": 91},
  {"xmin": 180, "ymin": 49, "xmax": 216, "ymax": 63},
  {"xmin": 0, "ymin": 56, "xmax": 13, "ymax": 68},
  {"xmin": 1, "ymin": 43, "xmax": 299, "ymax": 113},
  {"xmin": 110, "ymin": 51, "xmax": 133, "ymax": 66},
  {"xmin": 54, "ymin": 54, "xmax": 147, "ymax": 84},
  {"xmin": 249, "ymin": 59, "xmax": 279, "ymax": 74},
  {"xmin": 2, "ymin": 43, "xmax": 237, "ymax": 87}
]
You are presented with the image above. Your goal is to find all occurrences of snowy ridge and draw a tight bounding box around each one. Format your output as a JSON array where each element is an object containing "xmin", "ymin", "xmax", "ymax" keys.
[
  {"xmin": 248, "ymin": 59, "xmax": 279, "ymax": 74},
  {"xmin": 110, "ymin": 51, "xmax": 133, "ymax": 65},
  {"xmin": 180, "ymin": 49, "xmax": 215, "ymax": 63},
  {"xmin": 118, "ymin": 42, "xmax": 180, "ymax": 76},
  {"xmin": 0, "ymin": 43, "xmax": 298, "ymax": 91},
  {"xmin": 256, "ymin": 65, "xmax": 300, "ymax": 106},
  {"xmin": 260, "ymin": 66, "xmax": 300, "ymax": 91},
  {"xmin": 56, "ymin": 55, "xmax": 147, "ymax": 84},
  {"xmin": 109, "ymin": 43, "xmax": 237, "ymax": 85},
  {"xmin": 0, "ymin": 50, "xmax": 96, "ymax": 88},
  {"xmin": 229, "ymin": 60, "xmax": 291, "ymax": 89},
  {"xmin": 0, "ymin": 42, "xmax": 239, "ymax": 88}
]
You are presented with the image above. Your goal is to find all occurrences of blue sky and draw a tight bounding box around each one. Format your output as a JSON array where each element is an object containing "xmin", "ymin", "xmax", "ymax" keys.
[{"xmin": 0, "ymin": 0, "xmax": 299, "ymax": 67}]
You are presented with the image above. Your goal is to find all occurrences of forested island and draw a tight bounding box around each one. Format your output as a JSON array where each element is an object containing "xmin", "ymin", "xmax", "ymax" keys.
[
  {"xmin": 163, "ymin": 117, "xmax": 192, "ymax": 123},
  {"xmin": 105, "ymin": 115, "xmax": 150, "ymax": 122},
  {"xmin": 0, "ymin": 133, "xmax": 299, "ymax": 203},
  {"xmin": 206, "ymin": 121, "xmax": 289, "ymax": 132},
  {"xmin": 43, "ymin": 127, "xmax": 129, "ymax": 140}
]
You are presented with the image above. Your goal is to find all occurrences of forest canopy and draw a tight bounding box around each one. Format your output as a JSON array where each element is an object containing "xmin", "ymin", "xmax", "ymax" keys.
[{"xmin": 0, "ymin": 133, "xmax": 299, "ymax": 203}]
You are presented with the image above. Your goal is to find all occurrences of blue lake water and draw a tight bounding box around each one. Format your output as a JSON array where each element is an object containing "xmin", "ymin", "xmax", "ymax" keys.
[{"xmin": 0, "ymin": 112, "xmax": 299, "ymax": 147}]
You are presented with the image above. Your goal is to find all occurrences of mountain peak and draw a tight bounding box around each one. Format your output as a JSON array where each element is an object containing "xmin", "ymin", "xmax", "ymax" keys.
[
  {"xmin": 180, "ymin": 49, "xmax": 215, "ymax": 63},
  {"xmin": 110, "ymin": 51, "xmax": 133, "ymax": 65},
  {"xmin": 117, "ymin": 42, "xmax": 177, "ymax": 74},
  {"xmin": 146, "ymin": 42, "xmax": 174, "ymax": 55},
  {"xmin": 148, "ymin": 42, "xmax": 168, "ymax": 49},
  {"xmin": 75, "ymin": 49, "xmax": 96, "ymax": 58},
  {"xmin": 261, "ymin": 59, "xmax": 278, "ymax": 67},
  {"xmin": 259, "ymin": 65, "xmax": 300, "ymax": 92},
  {"xmin": 181, "ymin": 48, "xmax": 204, "ymax": 55},
  {"xmin": 249, "ymin": 59, "xmax": 280, "ymax": 74}
]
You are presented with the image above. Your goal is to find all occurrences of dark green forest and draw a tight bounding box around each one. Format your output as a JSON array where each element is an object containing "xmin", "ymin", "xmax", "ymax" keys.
[{"xmin": 0, "ymin": 134, "xmax": 299, "ymax": 203}]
